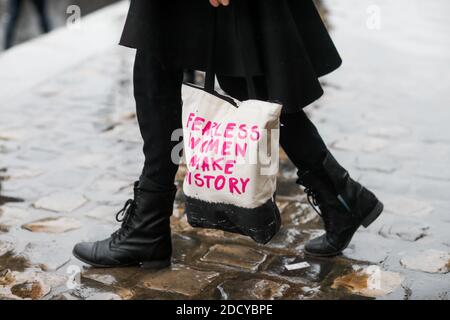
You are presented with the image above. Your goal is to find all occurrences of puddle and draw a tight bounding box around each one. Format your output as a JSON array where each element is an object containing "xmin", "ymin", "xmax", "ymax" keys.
[
  {"xmin": 0, "ymin": 252, "xmax": 31, "ymax": 272},
  {"xmin": 331, "ymin": 266, "xmax": 403, "ymax": 298}
]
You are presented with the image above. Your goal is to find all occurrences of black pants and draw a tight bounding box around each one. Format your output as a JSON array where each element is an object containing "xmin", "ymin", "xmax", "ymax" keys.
[
  {"xmin": 134, "ymin": 50, "xmax": 328, "ymax": 192},
  {"xmin": 4, "ymin": 0, "xmax": 51, "ymax": 49}
]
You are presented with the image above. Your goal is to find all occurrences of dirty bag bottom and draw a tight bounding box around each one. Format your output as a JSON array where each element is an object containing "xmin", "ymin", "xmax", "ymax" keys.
[{"xmin": 184, "ymin": 194, "xmax": 281, "ymax": 244}]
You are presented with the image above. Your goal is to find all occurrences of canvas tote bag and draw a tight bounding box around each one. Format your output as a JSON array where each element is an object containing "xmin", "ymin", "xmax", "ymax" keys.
[{"xmin": 181, "ymin": 10, "xmax": 282, "ymax": 244}]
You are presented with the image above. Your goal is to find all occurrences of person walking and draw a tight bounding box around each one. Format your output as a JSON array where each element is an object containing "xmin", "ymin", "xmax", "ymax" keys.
[
  {"xmin": 3, "ymin": 0, "xmax": 51, "ymax": 50},
  {"xmin": 73, "ymin": 0, "xmax": 383, "ymax": 268}
]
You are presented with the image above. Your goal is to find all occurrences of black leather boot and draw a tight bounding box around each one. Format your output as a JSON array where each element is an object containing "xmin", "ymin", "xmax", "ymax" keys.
[
  {"xmin": 297, "ymin": 152, "xmax": 384, "ymax": 257},
  {"xmin": 72, "ymin": 182, "xmax": 176, "ymax": 269}
]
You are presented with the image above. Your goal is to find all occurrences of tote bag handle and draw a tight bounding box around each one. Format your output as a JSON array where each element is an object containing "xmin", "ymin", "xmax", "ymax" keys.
[{"xmin": 204, "ymin": 6, "xmax": 258, "ymax": 99}]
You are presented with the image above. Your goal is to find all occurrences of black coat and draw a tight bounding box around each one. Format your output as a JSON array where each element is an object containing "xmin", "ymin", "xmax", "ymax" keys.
[{"xmin": 120, "ymin": 0, "xmax": 342, "ymax": 113}]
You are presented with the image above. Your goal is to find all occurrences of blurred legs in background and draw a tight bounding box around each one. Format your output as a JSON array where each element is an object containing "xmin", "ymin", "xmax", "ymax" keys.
[
  {"xmin": 4, "ymin": 0, "xmax": 22, "ymax": 49},
  {"xmin": 4, "ymin": 0, "xmax": 51, "ymax": 50},
  {"xmin": 31, "ymin": 0, "xmax": 51, "ymax": 34}
]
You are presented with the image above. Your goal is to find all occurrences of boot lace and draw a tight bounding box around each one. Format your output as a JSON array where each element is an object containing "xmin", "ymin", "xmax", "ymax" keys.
[
  {"xmin": 304, "ymin": 187, "xmax": 321, "ymax": 217},
  {"xmin": 304, "ymin": 187, "xmax": 334, "ymax": 234},
  {"xmin": 111, "ymin": 199, "xmax": 136, "ymax": 242}
]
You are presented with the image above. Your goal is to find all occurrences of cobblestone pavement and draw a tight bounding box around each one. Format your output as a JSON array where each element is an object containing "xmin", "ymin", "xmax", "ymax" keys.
[{"xmin": 0, "ymin": 0, "xmax": 449, "ymax": 300}]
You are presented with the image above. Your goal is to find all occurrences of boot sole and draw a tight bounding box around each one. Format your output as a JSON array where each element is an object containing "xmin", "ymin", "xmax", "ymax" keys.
[
  {"xmin": 304, "ymin": 200, "xmax": 384, "ymax": 258},
  {"xmin": 72, "ymin": 250, "xmax": 171, "ymax": 270},
  {"xmin": 141, "ymin": 259, "xmax": 171, "ymax": 270}
]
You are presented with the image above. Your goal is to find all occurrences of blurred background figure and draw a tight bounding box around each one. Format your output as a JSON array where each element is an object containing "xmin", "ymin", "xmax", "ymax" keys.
[{"xmin": 4, "ymin": 0, "xmax": 51, "ymax": 49}]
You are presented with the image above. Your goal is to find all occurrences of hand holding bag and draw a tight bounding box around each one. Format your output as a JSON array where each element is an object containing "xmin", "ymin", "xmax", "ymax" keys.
[{"xmin": 182, "ymin": 9, "xmax": 282, "ymax": 244}]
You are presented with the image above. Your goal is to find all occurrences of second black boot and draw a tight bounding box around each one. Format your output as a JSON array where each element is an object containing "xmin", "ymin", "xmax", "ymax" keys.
[
  {"xmin": 72, "ymin": 182, "xmax": 176, "ymax": 269},
  {"xmin": 297, "ymin": 152, "xmax": 384, "ymax": 257}
]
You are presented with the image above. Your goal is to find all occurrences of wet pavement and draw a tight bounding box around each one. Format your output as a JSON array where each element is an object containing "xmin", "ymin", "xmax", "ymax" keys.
[{"xmin": 0, "ymin": 0, "xmax": 449, "ymax": 300}]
